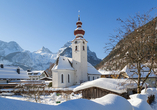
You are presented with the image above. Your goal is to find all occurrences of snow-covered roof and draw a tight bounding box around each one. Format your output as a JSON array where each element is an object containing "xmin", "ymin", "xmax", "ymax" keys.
[
  {"xmin": 98, "ymin": 69, "xmax": 119, "ymax": 75},
  {"xmin": 87, "ymin": 63, "xmax": 101, "ymax": 75},
  {"xmin": 0, "ymin": 65, "xmax": 29, "ymax": 79},
  {"xmin": 52, "ymin": 56, "xmax": 74, "ymax": 70},
  {"xmin": 120, "ymin": 65, "xmax": 157, "ymax": 78},
  {"xmin": 40, "ymin": 77, "xmax": 52, "ymax": 80},
  {"xmin": 27, "ymin": 71, "xmax": 44, "ymax": 76},
  {"xmin": 92, "ymin": 94, "xmax": 133, "ymax": 110},
  {"xmin": 52, "ymin": 56, "xmax": 101, "ymax": 75},
  {"xmin": 73, "ymin": 78, "xmax": 138, "ymax": 94}
]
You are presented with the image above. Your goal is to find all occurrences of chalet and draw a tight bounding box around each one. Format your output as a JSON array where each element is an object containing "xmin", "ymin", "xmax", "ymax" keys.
[
  {"xmin": 73, "ymin": 78, "xmax": 139, "ymax": 99},
  {"xmin": 99, "ymin": 70, "xmax": 119, "ymax": 79},
  {"xmin": 120, "ymin": 64, "xmax": 157, "ymax": 88},
  {"xmin": 0, "ymin": 64, "xmax": 29, "ymax": 89},
  {"xmin": 27, "ymin": 70, "xmax": 44, "ymax": 80},
  {"xmin": 0, "ymin": 64, "xmax": 29, "ymax": 83}
]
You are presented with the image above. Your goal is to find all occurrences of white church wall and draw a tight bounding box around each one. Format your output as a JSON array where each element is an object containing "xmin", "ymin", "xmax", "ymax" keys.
[
  {"xmin": 81, "ymin": 40, "xmax": 88, "ymax": 81},
  {"xmin": 52, "ymin": 70, "xmax": 75, "ymax": 88},
  {"xmin": 72, "ymin": 39, "xmax": 88, "ymax": 84},
  {"xmin": 88, "ymin": 75, "xmax": 101, "ymax": 81}
]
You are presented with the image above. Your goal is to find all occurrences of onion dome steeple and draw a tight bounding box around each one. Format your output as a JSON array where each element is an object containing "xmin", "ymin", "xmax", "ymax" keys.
[{"xmin": 74, "ymin": 12, "xmax": 85, "ymax": 38}]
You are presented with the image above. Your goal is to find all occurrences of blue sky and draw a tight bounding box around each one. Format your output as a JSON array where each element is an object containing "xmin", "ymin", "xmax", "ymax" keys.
[{"xmin": 0, "ymin": 0, "xmax": 157, "ymax": 59}]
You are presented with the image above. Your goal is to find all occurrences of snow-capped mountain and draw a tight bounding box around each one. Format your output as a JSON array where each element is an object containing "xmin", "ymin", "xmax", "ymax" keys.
[
  {"xmin": 35, "ymin": 46, "xmax": 52, "ymax": 54},
  {"xmin": 0, "ymin": 40, "xmax": 101, "ymax": 70},
  {"xmin": 0, "ymin": 40, "xmax": 23, "ymax": 56},
  {"xmin": 60, "ymin": 41, "xmax": 102, "ymax": 66}
]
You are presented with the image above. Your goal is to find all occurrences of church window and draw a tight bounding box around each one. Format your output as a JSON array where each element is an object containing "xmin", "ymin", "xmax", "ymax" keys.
[
  {"xmin": 88, "ymin": 76, "xmax": 90, "ymax": 81},
  {"xmin": 83, "ymin": 41, "xmax": 85, "ymax": 44},
  {"xmin": 75, "ymin": 46, "xmax": 77, "ymax": 51},
  {"xmin": 75, "ymin": 41, "xmax": 77, "ymax": 44},
  {"xmin": 83, "ymin": 46, "xmax": 85, "ymax": 50},
  {"xmin": 68, "ymin": 74, "xmax": 70, "ymax": 83},
  {"xmin": 61, "ymin": 74, "xmax": 64, "ymax": 83},
  {"xmin": 93, "ymin": 76, "xmax": 94, "ymax": 80}
]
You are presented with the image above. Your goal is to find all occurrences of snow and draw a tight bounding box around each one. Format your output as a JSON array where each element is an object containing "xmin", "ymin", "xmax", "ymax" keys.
[
  {"xmin": 73, "ymin": 78, "xmax": 138, "ymax": 94},
  {"xmin": 129, "ymin": 98, "xmax": 152, "ymax": 110},
  {"xmin": 98, "ymin": 69, "xmax": 119, "ymax": 75},
  {"xmin": 52, "ymin": 56, "xmax": 74, "ymax": 70},
  {"xmin": 27, "ymin": 70, "xmax": 44, "ymax": 76},
  {"xmin": 128, "ymin": 88, "xmax": 157, "ymax": 110},
  {"xmin": 87, "ymin": 62, "xmax": 101, "ymax": 75},
  {"xmin": 0, "ymin": 65, "xmax": 29, "ymax": 79},
  {"xmin": 121, "ymin": 65, "xmax": 157, "ymax": 78},
  {"xmin": 0, "ymin": 40, "xmax": 101, "ymax": 70},
  {"xmin": 128, "ymin": 94, "xmax": 153, "ymax": 110},
  {"xmin": 1, "ymin": 88, "xmax": 157, "ymax": 110},
  {"xmin": 0, "ymin": 40, "xmax": 23, "ymax": 56},
  {"xmin": 35, "ymin": 46, "xmax": 52, "ymax": 54},
  {"xmin": 140, "ymin": 88, "xmax": 157, "ymax": 110},
  {"xmin": 0, "ymin": 97, "xmax": 107, "ymax": 110},
  {"xmin": 92, "ymin": 94, "xmax": 134, "ymax": 110},
  {"xmin": 52, "ymin": 56, "xmax": 100, "ymax": 75},
  {"xmin": 141, "ymin": 88, "xmax": 157, "ymax": 95}
]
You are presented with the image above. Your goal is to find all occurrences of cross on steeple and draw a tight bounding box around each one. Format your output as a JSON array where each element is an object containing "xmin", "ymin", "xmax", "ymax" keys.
[{"xmin": 78, "ymin": 10, "xmax": 80, "ymax": 21}]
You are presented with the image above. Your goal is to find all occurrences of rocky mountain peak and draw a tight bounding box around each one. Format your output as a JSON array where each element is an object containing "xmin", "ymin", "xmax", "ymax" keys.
[{"xmin": 35, "ymin": 46, "xmax": 52, "ymax": 54}]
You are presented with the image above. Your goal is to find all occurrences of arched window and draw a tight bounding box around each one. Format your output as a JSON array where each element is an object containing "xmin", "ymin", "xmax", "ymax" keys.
[
  {"xmin": 83, "ymin": 46, "xmax": 85, "ymax": 50},
  {"xmin": 68, "ymin": 74, "xmax": 70, "ymax": 83},
  {"xmin": 61, "ymin": 74, "xmax": 64, "ymax": 83},
  {"xmin": 75, "ymin": 46, "xmax": 77, "ymax": 51},
  {"xmin": 88, "ymin": 76, "xmax": 90, "ymax": 81},
  {"xmin": 75, "ymin": 41, "xmax": 77, "ymax": 44},
  {"xmin": 83, "ymin": 41, "xmax": 85, "ymax": 44},
  {"xmin": 93, "ymin": 76, "xmax": 94, "ymax": 80}
]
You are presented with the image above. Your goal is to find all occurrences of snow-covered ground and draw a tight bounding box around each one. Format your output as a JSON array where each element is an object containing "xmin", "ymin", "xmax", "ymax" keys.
[
  {"xmin": 0, "ymin": 88, "xmax": 157, "ymax": 110},
  {"xmin": 0, "ymin": 92, "xmax": 82, "ymax": 105}
]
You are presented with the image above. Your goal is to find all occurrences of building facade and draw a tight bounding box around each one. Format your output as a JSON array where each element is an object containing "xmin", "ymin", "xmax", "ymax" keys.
[{"xmin": 51, "ymin": 15, "xmax": 101, "ymax": 88}]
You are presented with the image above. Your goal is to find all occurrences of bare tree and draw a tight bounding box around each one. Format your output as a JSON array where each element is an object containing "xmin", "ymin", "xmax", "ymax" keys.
[
  {"xmin": 14, "ymin": 83, "xmax": 45, "ymax": 103},
  {"xmin": 104, "ymin": 8, "xmax": 157, "ymax": 93}
]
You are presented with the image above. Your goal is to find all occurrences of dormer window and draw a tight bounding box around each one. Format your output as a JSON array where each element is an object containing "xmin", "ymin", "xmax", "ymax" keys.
[{"xmin": 75, "ymin": 46, "xmax": 77, "ymax": 51}]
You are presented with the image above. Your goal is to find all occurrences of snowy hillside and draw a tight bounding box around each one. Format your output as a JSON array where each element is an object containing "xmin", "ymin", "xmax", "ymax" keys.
[{"xmin": 0, "ymin": 40, "xmax": 101, "ymax": 70}]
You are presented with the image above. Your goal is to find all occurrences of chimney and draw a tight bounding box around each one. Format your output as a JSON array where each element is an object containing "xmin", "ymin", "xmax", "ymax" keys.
[
  {"xmin": 1, "ymin": 64, "xmax": 4, "ymax": 68},
  {"xmin": 27, "ymin": 69, "xmax": 31, "ymax": 72},
  {"xmin": 17, "ymin": 67, "xmax": 20, "ymax": 74}
]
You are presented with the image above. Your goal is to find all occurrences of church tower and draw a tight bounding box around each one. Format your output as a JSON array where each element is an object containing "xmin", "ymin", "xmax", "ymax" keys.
[{"xmin": 72, "ymin": 14, "xmax": 88, "ymax": 84}]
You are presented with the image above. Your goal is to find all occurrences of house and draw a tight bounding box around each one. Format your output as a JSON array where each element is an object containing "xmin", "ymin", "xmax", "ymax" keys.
[
  {"xmin": 0, "ymin": 64, "xmax": 29, "ymax": 83},
  {"xmin": 51, "ymin": 15, "xmax": 101, "ymax": 88},
  {"xmin": 27, "ymin": 70, "xmax": 44, "ymax": 80},
  {"xmin": 98, "ymin": 70, "xmax": 119, "ymax": 79},
  {"xmin": 0, "ymin": 64, "xmax": 29, "ymax": 89},
  {"xmin": 119, "ymin": 64, "xmax": 157, "ymax": 88},
  {"xmin": 73, "ymin": 78, "xmax": 139, "ymax": 99}
]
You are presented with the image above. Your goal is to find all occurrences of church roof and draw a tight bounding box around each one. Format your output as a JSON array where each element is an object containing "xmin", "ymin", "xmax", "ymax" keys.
[
  {"xmin": 87, "ymin": 63, "xmax": 101, "ymax": 75},
  {"xmin": 52, "ymin": 56, "xmax": 74, "ymax": 70},
  {"xmin": 52, "ymin": 56, "xmax": 101, "ymax": 75}
]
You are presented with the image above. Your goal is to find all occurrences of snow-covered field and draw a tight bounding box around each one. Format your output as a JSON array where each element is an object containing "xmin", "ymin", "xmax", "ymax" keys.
[{"xmin": 0, "ymin": 88, "xmax": 157, "ymax": 110}]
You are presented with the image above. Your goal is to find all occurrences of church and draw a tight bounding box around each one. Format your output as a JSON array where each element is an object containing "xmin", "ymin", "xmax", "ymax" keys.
[{"xmin": 51, "ymin": 15, "xmax": 101, "ymax": 88}]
